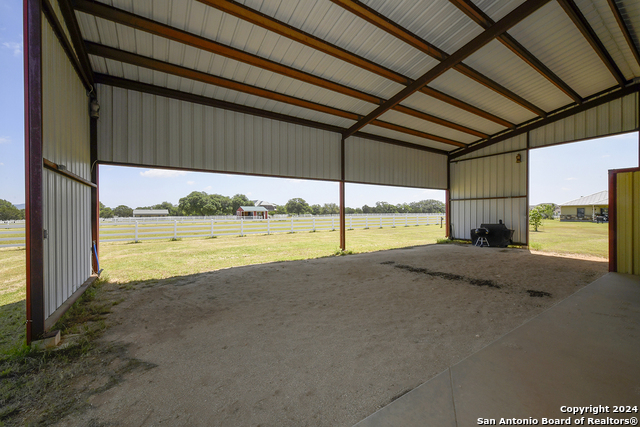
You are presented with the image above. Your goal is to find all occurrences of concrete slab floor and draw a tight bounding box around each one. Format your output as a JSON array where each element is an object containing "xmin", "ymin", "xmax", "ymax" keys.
[{"xmin": 355, "ymin": 273, "xmax": 640, "ymax": 427}]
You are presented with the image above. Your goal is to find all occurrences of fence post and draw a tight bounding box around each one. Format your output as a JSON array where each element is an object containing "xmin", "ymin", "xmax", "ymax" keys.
[
  {"xmin": 291, "ymin": 216, "xmax": 294, "ymax": 233},
  {"xmin": 134, "ymin": 221, "xmax": 139, "ymax": 243},
  {"xmin": 380, "ymin": 216, "xmax": 382, "ymax": 228},
  {"xmin": 393, "ymin": 216, "xmax": 395, "ymax": 227},
  {"xmin": 416, "ymin": 216, "xmax": 419, "ymax": 226},
  {"xmin": 211, "ymin": 219, "xmax": 214, "ymax": 237},
  {"xmin": 267, "ymin": 218, "xmax": 270, "ymax": 235},
  {"xmin": 405, "ymin": 215, "xmax": 408, "ymax": 227},
  {"xmin": 174, "ymin": 220, "xmax": 178, "ymax": 239},
  {"xmin": 365, "ymin": 216, "xmax": 368, "ymax": 229},
  {"xmin": 332, "ymin": 217, "xmax": 335, "ymax": 231},
  {"xmin": 241, "ymin": 218, "xmax": 244, "ymax": 237},
  {"xmin": 349, "ymin": 216, "xmax": 352, "ymax": 229}
]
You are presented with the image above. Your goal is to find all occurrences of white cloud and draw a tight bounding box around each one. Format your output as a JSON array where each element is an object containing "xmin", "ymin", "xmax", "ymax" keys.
[
  {"xmin": 0, "ymin": 162, "xmax": 4, "ymax": 166},
  {"xmin": 561, "ymin": 187, "xmax": 571, "ymax": 191},
  {"xmin": 565, "ymin": 177, "xmax": 577, "ymax": 181},
  {"xmin": 204, "ymin": 186, "xmax": 213, "ymax": 191},
  {"xmin": 0, "ymin": 136, "xmax": 10, "ymax": 144},
  {"xmin": 2, "ymin": 41, "xmax": 22, "ymax": 56},
  {"xmin": 140, "ymin": 169, "xmax": 187, "ymax": 178},
  {"xmin": 187, "ymin": 180, "xmax": 195, "ymax": 185},
  {"xmin": 601, "ymin": 154, "xmax": 611, "ymax": 158}
]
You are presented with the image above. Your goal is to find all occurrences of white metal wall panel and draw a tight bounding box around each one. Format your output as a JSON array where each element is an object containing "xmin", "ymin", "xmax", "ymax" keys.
[
  {"xmin": 455, "ymin": 134, "xmax": 527, "ymax": 161},
  {"xmin": 41, "ymin": 14, "xmax": 93, "ymax": 319},
  {"xmin": 529, "ymin": 93, "xmax": 639, "ymax": 148},
  {"xmin": 42, "ymin": 170, "xmax": 92, "ymax": 319},
  {"xmin": 42, "ymin": 16, "xmax": 91, "ymax": 180},
  {"xmin": 97, "ymin": 85, "xmax": 342, "ymax": 181},
  {"xmin": 345, "ymin": 137, "xmax": 448, "ymax": 189},
  {"xmin": 449, "ymin": 151, "xmax": 528, "ymax": 243}
]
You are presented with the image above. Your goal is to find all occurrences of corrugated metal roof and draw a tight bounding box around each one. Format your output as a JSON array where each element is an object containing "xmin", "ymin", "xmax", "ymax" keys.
[
  {"xmin": 238, "ymin": 206, "xmax": 268, "ymax": 212},
  {"xmin": 561, "ymin": 190, "xmax": 609, "ymax": 206},
  {"xmin": 72, "ymin": 0, "xmax": 640, "ymax": 155}
]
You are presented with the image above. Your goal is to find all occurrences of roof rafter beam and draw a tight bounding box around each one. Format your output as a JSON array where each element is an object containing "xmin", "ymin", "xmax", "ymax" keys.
[
  {"xmin": 448, "ymin": 0, "xmax": 582, "ymax": 104},
  {"xmin": 85, "ymin": 42, "xmax": 466, "ymax": 148},
  {"xmin": 330, "ymin": 0, "xmax": 547, "ymax": 116},
  {"xmin": 556, "ymin": 0, "xmax": 626, "ymax": 86},
  {"xmin": 197, "ymin": 0, "xmax": 514, "ymax": 129},
  {"xmin": 73, "ymin": 0, "xmax": 487, "ymax": 139},
  {"xmin": 343, "ymin": 0, "xmax": 551, "ymax": 139},
  {"xmin": 94, "ymin": 74, "xmax": 450, "ymax": 156},
  {"xmin": 605, "ymin": 0, "xmax": 640, "ymax": 68}
]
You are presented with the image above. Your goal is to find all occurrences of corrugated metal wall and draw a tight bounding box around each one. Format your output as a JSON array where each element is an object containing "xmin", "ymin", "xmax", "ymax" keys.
[
  {"xmin": 42, "ymin": 12, "xmax": 92, "ymax": 319},
  {"xmin": 616, "ymin": 170, "xmax": 640, "ymax": 275},
  {"xmin": 530, "ymin": 93, "xmax": 639, "ymax": 148},
  {"xmin": 345, "ymin": 136, "xmax": 448, "ymax": 189},
  {"xmin": 455, "ymin": 134, "xmax": 527, "ymax": 161},
  {"xmin": 449, "ymin": 146, "xmax": 528, "ymax": 244},
  {"xmin": 97, "ymin": 85, "xmax": 342, "ymax": 181}
]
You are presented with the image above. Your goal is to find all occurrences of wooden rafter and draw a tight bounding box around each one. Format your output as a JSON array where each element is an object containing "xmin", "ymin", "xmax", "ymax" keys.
[
  {"xmin": 86, "ymin": 43, "xmax": 466, "ymax": 148},
  {"xmin": 557, "ymin": 0, "xmax": 626, "ymax": 86},
  {"xmin": 343, "ymin": 0, "xmax": 552, "ymax": 139},
  {"xmin": 197, "ymin": 0, "xmax": 513, "ymax": 128},
  {"xmin": 94, "ymin": 74, "xmax": 450, "ymax": 156},
  {"xmin": 330, "ymin": 0, "xmax": 547, "ymax": 116},
  {"xmin": 605, "ymin": 0, "xmax": 640, "ymax": 68},
  {"xmin": 73, "ymin": 0, "xmax": 487, "ymax": 139},
  {"xmin": 448, "ymin": 0, "xmax": 582, "ymax": 103}
]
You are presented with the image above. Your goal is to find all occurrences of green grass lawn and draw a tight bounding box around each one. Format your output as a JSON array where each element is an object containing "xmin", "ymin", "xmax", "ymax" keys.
[
  {"xmin": 528, "ymin": 220, "xmax": 608, "ymax": 258},
  {"xmin": 0, "ymin": 225, "xmax": 446, "ymax": 352}
]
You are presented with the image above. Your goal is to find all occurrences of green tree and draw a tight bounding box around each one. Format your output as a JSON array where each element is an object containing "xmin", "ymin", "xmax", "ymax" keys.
[
  {"xmin": 0, "ymin": 199, "xmax": 23, "ymax": 221},
  {"xmin": 112, "ymin": 205, "xmax": 133, "ymax": 218},
  {"xmin": 310, "ymin": 204, "xmax": 322, "ymax": 215},
  {"xmin": 538, "ymin": 203, "xmax": 557, "ymax": 220},
  {"xmin": 274, "ymin": 204, "xmax": 287, "ymax": 215},
  {"xmin": 99, "ymin": 202, "xmax": 113, "ymax": 219},
  {"xmin": 231, "ymin": 194, "xmax": 253, "ymax": 214},
  {"xmin": 179, "ymin": 191, "xmax": 208, "ymax": 216},
  {"xmin": 322, "ymin": 203, "xmax": 339, "ymax": 215},
  {"xmin": 529, "ymin": 206, "xmax": 543, "ymax": 232},
  {"xmin": 374, "ymin": 201, "xmax": 397, "ymax": 214},
  {"xmin": 285, "ymin": 198, "xmax": 311, "ymax": 215}
]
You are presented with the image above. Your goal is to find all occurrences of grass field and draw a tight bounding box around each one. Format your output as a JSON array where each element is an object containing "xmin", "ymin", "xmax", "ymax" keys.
[{"xmin": 528, "ymin": 220, "xmax": 609, "ymax": 258}]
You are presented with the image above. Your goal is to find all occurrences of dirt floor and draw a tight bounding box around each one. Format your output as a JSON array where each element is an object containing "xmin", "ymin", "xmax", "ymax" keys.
[{"xmin": 55, "ymin": 244, "xmax": 607, "ymax": 427}]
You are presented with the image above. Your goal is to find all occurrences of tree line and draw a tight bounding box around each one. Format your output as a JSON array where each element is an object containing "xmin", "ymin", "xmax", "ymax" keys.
[{"xmin": 99, "ymin": 191, "xmax": 445, "ymax": 218}]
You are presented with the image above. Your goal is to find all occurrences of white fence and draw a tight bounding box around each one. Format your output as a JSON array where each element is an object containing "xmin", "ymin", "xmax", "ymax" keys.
[{"xmin": 1, "ymin": 214, "xmax": 445, "ymax": 247}]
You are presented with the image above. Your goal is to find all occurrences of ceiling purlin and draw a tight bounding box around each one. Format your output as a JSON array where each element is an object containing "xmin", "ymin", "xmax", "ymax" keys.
[
  {"xmin": 94, "ymin": 74, "xmax": 450, "ymax": 156},
  {"xmin": 556, "ymin": 0, "xmax": 626, "ymax": 86},
  {"xmin": 85, "ymin": 42, "xmax": 466, "ymax": 148},
  {"xmin": 198, "ymin": 0, "xmax": 513, "ymax": 129},
  {"xmin": 58, "ymin": 0, "xmax": 95, "ymax": 86},
  {"xmin": 343, "ymin": 0, "xmax": 552, "ymax": 139},
  {"xmin": 73, "ymin": 0, "xmax": 487, "ymax": 139},
  {"xmin": 329, "ymin": 0, "xmax": 546, "ymax": 117},
  {"xmin": 448, "ymin": 0, "xmax": 583, "ymax": 104},
  {"xmin": 605, "ymin": 0, "xmax": 640, "ymax": 68}
]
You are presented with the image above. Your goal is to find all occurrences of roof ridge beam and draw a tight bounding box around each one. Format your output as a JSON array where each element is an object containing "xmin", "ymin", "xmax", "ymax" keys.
[
  {"xmin": 448, "ymin": 0, "xmax": 583, "ymax": 103},
  {"xmin": 330, "ymin": 0, "xmax": 547, "ymax": 116},
  {"xmin": 94, "ymin": 74, "xmax": 450, "ymax": 156},
  {"xmin": 343, "ymin": 0, "xmax": 552, "ymax": 139},
  {"xmin": 605, "ymin": 0, "xmax": 640, "ymax": 68},
  {"xmin": 197, "ymin": 0, "xmax": 514, "ymax": 129},
  {"xmin": 73, "ymin": 0, "xmax": 487, "ymax": 138},
  {"xmin": 556, "ymin": 0, "xmax": 626, "ymax": 86},
  {"xmin": 86, "ymin": 43, "xmax": 466, "ymax": 148}
]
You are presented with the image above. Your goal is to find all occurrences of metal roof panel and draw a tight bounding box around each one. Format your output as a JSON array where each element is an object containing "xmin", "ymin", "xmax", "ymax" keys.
[
  {"xmin": 358, "ymin": 124, "xmax": 459, "ymax": 152},
  {"xmin": 508, "ymin": 1, "xmax": 619, "ymax": 98},
  {"xmin": 377, "ymin": 110, "xmax": 478, "ymax": 145}
]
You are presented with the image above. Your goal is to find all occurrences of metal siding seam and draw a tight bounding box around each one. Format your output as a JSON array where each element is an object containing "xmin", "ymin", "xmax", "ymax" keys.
[{"xmin": 634, "ymin": 172, "xmax": 640, "ymax": 275}]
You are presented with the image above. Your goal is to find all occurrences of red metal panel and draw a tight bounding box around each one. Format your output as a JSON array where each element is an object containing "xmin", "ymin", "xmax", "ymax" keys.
[{"xmin": 24, "ymin": 0, "xmax": 45, "ymax": 344}]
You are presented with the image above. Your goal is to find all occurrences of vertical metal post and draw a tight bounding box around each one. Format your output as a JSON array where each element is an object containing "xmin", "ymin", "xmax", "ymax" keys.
[
  {"xmin": 525, "ymin": 132, "xmax": 530, "ymax": 247},
  {"xmin": 25, "ymin": 0, "xmax": 44, "ymax": 344},
  {"xmin": 90, "ymin": 114, "xmax": 99, "ymax": 274},
  {"xmin": 339, "ymin": 138, "xmax": 346, "ymax": 250},
  {"xmin": 608, "ymin": 170, "xmax": 617, "ymax": 272},
  {"xmin": 446, "ymin": 157, "xmax": 451, "ymax": 238}
]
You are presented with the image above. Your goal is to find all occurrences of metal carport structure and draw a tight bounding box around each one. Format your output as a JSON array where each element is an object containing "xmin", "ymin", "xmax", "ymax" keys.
[{"xmin": 24, "ymin": 0, "xmax": 640, "ymax": 343}]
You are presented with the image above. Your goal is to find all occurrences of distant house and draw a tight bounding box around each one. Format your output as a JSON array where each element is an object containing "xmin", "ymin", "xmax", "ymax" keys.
[
  {"xmin": 560, "ymin": 191, "xmax": 608, "ymax": 221},
  {"xmin": 237, "ymin": 206, "xmax": 268, "ymax": 219},
  {"xmin": 133, "ymin": 209, "xmax": 169, "ymax": 217},
  {"xmin": 252, "ymin": 200, "xmax": 277, "ymax": 212}
]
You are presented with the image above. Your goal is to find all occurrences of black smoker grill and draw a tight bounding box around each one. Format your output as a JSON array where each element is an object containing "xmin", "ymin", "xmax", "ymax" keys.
[{"xmin": 470, "ymin": 220, "xmax": 514, "ymax": 248}]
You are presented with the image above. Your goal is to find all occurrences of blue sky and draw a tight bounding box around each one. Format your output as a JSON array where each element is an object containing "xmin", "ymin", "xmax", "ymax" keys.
[{"xmin": 1, "ymin": 1, "xmax": 638, "ymax": 209}]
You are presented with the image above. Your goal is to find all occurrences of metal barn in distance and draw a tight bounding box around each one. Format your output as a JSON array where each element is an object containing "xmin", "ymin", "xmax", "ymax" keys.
[{"xmin": 24, "ymin": 0, "xmax": 640, "ymax": 346}]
